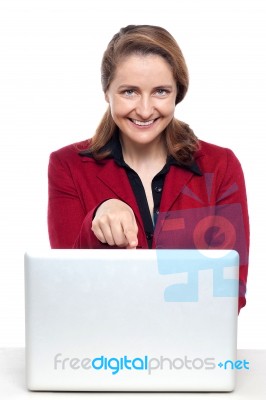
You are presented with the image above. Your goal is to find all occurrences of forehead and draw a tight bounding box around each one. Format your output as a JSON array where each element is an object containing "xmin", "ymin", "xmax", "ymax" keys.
[{"xmin": 112, "ymin": 54, "xmax": 175, "ymax": 85}]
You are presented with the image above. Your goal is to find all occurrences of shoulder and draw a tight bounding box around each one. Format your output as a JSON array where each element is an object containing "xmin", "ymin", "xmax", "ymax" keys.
[
  {"xmin": 194, "ymin": 140, "xmax": 245, "ymax": 180},
  {"xmin": 48, "ymin": 138, "xmax": 117, "ymax": 178},
  {"xmin": 50, "ymin": 139, "xmax": 92, "ymax": 158},
  {"xmin": 49, "ymin": 139, "xmax": 95, "ymax": 168},
  {"xmin": 196, "ymin": 140, "xmax": 241, "ymax": 167},
  {"xmin": 197, "ymin": 139, "xmax": 233, "ymax": 156}
]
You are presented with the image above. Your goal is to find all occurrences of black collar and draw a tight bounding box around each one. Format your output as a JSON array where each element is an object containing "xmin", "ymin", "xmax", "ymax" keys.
[{"xmin": 80, "ymin": 130, "xmax": 202, "ymax": 176}]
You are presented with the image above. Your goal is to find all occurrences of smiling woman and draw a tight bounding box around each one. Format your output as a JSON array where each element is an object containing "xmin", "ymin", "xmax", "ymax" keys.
[
  {"xmin": 48, "ymin": 25, "xmax": 250, "ymax": 312},
  {"xmin": 89, "ymin": 25, "xmax": 197, "ymax": 163},
  {"xmin": 105, "ymin": 54, "xmax": 177, "ymax": 152}
]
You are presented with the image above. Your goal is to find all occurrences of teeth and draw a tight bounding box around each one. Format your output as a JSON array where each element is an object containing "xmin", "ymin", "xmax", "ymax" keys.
[{"xmin": 131, "ymin": 119, "xmax": 155, "ymax": 126}]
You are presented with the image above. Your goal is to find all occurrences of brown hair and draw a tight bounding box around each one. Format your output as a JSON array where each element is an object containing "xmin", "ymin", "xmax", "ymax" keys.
[{"xmin": 89, "ymin": 25, "xmax": 199, "ymax": 164}]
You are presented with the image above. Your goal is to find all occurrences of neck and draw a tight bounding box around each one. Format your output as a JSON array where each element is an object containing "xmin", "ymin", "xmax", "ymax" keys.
[{"xmin": 120, "ymin": 135, "xmax": 167, "ymax": 170}]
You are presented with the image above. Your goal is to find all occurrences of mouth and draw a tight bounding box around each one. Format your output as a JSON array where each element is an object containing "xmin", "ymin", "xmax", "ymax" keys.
[{"xmin": 129, "ymin": 118, "xmax": 159, "ymax": 127}]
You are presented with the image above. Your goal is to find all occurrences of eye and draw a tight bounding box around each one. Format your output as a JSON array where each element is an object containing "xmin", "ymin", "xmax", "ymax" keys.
[
  {"xmin": 155, "ymin": 88, "xmax": 169, "ymax": 96},
  {"xmin": 123, "ymin": 89, "xmax": 135, "ymax": 97}
]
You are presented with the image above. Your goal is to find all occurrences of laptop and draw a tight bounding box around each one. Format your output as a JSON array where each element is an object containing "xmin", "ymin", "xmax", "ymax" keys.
[{"xmin": 24, "ymin": 249, "xmax": 239, "ymax": 392}]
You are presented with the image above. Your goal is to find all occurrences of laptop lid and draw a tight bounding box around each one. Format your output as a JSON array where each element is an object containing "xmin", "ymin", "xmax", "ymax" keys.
[{"xmin": 24, "ymin": 249, "xmax": 239, "ymax": 392}]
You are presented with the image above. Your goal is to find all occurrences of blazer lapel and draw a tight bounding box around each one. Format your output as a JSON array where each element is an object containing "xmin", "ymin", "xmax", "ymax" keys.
[
  {"xmin": 160, "ymin": 166, "xmax": 195, "ymax": 212},
  {"xmin": 160, "ymin": 148, "xmax": 204, "ymax": 211}
]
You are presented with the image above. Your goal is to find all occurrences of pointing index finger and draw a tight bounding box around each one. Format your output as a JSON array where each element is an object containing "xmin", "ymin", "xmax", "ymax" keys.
[{"xmin": 123, "ymin": 227, "xmax": 138, "ymax": 249}]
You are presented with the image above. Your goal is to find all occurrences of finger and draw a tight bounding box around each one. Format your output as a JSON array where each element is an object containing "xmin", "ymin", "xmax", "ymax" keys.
[
  {"xmin": 91, "ymin": 223, "xmax": 106, "ymax": 243},
  {"xmin": 91, "ymin": 221, "xmax": 115, "ymax": 246},
  {"xmin": 123, "ymin": 221, "xmax": 138, "ymax": 249},
  {"xmin": 125, "ymin": 230, "xmax": 138, "ymax": 249},
  {"xmin": 109, "ymin": 221, "xmax": 130, "ymax": 247},
  {"xmin": 126, "ymin": 243, "xmax": 137, "ymax": 250},
  {"xmin": 98, "ymin": 223, "xmax": 117, "ymax": 246}
]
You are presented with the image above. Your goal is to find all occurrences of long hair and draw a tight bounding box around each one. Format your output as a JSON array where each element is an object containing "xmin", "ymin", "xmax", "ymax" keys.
[{"xmin": 89, "ymin": 25, "xmax": 199, "ymax": 164}]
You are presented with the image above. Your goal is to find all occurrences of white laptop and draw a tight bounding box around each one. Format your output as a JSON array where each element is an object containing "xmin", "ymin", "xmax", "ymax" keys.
[{"xmin": 24, "ymin": 249, "xmax": 239, "ymax": 392}]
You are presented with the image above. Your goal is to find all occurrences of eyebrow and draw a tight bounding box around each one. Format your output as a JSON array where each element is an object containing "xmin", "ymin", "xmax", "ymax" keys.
[{"xmin": 117, "ymin": 85, "xmax": 174, "ymax": 90}]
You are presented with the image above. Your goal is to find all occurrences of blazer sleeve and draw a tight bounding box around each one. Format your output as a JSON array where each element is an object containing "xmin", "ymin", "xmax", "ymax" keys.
[
  {"xmin": 48, "ymin": 151, "xmax": 109, "ymax": 249},
  {"xmin": 215, "ymin": 148, "xmax": 250, "ymax": 313}
]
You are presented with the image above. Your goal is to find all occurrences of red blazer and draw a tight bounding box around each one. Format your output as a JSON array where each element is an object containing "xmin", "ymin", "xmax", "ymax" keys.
[{"xmin": 48, "ymin": 139, "xmax": 249, "ymax": 311}]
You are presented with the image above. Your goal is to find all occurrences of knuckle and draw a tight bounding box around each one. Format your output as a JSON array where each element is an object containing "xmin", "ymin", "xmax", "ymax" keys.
[
  {"xmin": 91, "ymin": 222, "xmax": 98, "ymax": 233},
  {"xmin": 97, "ymin": 215, "xmax": 109, "ymax": 226},
  {"xmin": 108, "ymin": 213, "xmax": 117, "ymax": 223},
  {"xmin": 91, "ymin": 219, "xmax": 97, "ymax": 229},
  {"xmin": 116, "ymin": 240, "xmax": 127, "ymax": 248}
]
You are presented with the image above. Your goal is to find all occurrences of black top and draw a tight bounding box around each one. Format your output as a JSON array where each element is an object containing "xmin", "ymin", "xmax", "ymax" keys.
[{"xmin": 80, "ymin": 131, "xmax": 202, "ymax": 248}]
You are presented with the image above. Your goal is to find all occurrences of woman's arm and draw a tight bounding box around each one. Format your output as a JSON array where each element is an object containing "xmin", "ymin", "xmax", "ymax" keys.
[
  {"xmin": 48, "ymin": 151, "xmax": 103, "ymax": 248},
  {"xmin": 48, "ymin": 151, "xmax": 138, "ymax": 249},
  {"xmin": 215, "ymin": 148, "xmax": 250, "ymax": 312}
]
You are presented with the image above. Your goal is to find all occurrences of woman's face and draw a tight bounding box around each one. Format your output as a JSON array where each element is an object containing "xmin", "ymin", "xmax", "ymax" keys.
[{"xmin": 105, "ymin": 54, "xmax": 177, "ymax": 148}]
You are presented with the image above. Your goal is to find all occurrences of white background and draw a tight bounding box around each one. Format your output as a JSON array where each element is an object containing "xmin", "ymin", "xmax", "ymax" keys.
[{"xmin": 0, "ymin": 0, "xmax": 265, "ymax": 348}]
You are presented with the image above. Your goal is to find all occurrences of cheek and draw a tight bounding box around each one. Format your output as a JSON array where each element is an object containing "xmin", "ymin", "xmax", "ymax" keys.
[
  {"xmin": 110, "ymin": 99, "xmax": 133, "ymax": 117},
  {"xmin": 167, "ymin": 98, "xmax": 177, "ymax": 114},
  {"xmin": 153, "ymin": 96, "xmax": 176, "ymax": 114},
  {"xmin": 159, "ymin": 102, "xmax": 176, "ymax": 117}
]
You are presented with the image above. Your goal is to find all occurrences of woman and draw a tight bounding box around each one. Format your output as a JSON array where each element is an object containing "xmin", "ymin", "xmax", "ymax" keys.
[{"xmin": 48, "ymin": 25, "xmax": 249, "ymax": 311}]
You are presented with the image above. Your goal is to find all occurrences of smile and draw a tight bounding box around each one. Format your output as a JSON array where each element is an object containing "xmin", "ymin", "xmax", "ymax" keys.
[{"xmin": 130, "ymin": 118, "xmax": 158, "ymax": 126}]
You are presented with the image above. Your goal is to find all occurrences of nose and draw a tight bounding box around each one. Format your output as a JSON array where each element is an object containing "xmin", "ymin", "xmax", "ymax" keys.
[{"xmin": 135, "ymin": 95, "xmax": 154, "ymax": 120}]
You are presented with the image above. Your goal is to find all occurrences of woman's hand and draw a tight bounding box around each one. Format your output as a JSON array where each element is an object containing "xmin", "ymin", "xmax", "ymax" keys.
[{"xmin": 91, "ymin": 199, "xmax": 138, "ymax": 248}]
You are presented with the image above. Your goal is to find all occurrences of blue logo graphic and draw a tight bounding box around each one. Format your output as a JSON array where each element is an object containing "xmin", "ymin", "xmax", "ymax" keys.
[
  {"xmin": 217, "ymin": 359, "xmax": 250, "ymax": 370},
  {"xmin": 153, "ymin": 173, "xmax": 248, "ymax": 302},
  {"xmin": 156, "ymin": 249, "xmax": 239, "ymax": 302}
]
